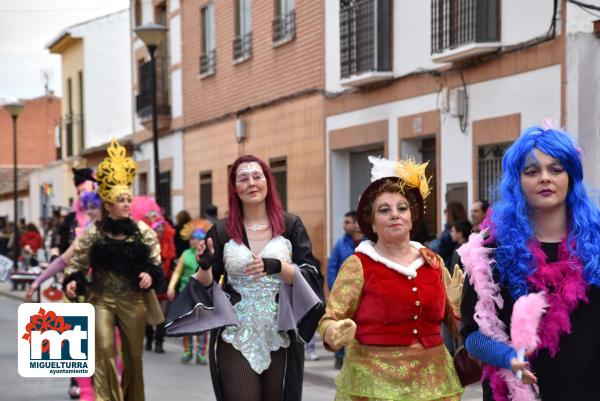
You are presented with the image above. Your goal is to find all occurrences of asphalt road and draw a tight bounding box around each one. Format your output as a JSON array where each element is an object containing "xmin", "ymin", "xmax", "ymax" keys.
[{"xmin": 0, "ymin": 294, "xmax": 335, "ymax": 401}]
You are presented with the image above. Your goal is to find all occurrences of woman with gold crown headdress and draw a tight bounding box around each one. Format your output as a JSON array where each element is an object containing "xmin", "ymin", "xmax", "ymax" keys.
[
  {"xmin": 63, "ymin": 139, "xmax": 164, "ymax": 401},
  {"xmin": 318, "ymin": 156, "xmax": 464, "ymax": 401}
]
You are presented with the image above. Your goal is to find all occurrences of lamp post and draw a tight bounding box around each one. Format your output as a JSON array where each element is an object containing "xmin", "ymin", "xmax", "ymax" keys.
[
  {"xmin": 134, "ymin": 22, "xmax": 168, "ymax": 208},
  {"xmin": 4, "ymin": 101, "xmax": 24, "ymax": 273}
]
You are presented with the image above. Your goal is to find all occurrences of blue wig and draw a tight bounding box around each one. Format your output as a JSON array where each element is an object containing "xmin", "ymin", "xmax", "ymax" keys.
[
  {"xmin": 492, "ymin": 126, "xmax": 600, "ymax": 299},
  {"xmin": 80, "ymin": 191, "xmax": 101, "ymax": 210}
]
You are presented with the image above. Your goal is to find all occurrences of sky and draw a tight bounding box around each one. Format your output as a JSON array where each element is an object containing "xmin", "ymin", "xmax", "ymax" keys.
[{"xmin": 0, "ymin": 0, "xmax": 129, "ymax": 101}]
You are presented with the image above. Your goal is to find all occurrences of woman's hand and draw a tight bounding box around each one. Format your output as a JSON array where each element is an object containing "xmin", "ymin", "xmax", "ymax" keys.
[
  {"xmin": 24, "ymin": 283, "xmax": 38, "ymax": 302},
  {"xmin": 443, "ymin": 266, "xmax": 464, "ymax": 314},
  {"xmin": 510, "ymin": 357, "xmax": 537, "ymax": 385},
  {"xmin": 243, "ymin": 256, "xmax": 267, "ymax": 280},
  {"xmin": 139, "ymin": 272, "xmax": 152, "ymax": 289},
  {"xmin": 324, "ymin": 319, "xmax": 357, "ymax": 350},
  {"xmin": 196, "ymin": 238, "xmax": 216, "ymax": 270},
  {"xmin": 167, "ymin": 288, "xmax": 176, "ymax": 301},
  {"xmin": 66, "ymin": 281, "xmax": 77, "ymax": 299}
]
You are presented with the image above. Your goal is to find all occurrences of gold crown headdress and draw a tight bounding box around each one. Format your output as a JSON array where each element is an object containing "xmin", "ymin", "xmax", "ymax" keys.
[
  {"xmin": 97, "ymin": 139, "xmax": 136, "ymax": 203},
  {"xmin": 368, "ymin": 156, "xmax": 431, "ymax": 200}
]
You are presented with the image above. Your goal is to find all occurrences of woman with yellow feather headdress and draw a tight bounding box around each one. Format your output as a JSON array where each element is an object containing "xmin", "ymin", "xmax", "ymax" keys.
[
  {"xmin": 63, "ymin": 139, "xmax": 164, "ymax": 401},
  {"xmin": 318, "ymin": 156, "xmax": 464, "ymax": 401}
]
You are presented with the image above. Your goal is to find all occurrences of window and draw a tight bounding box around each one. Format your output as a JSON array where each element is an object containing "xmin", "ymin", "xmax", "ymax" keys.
[
  {"xmin": 477, "ymin": 143, "xmax": 509, "ymax": 204},
  {"xmin": 270, "ymin": 158, "xmax": 287, "ymax": 211},
  {"xmin": 200, "ymin": 2, "xmax": 216, "ymax": 74},
  {"xmin": 138, "ymin": 172, "xmax": 148, "ymax": 196},
  {"xmin": 78, "ymin": 70, "xmax": 84, "ymax": 151},
  {"xmin": 66, "ymin": 78, "xmax": 73, "ymax": 157},
  {"xmin": 233, "ymin": 0, "xmax": 252, "ymax": 60},
  {"xmin": 431, "ymin": 0, "xmax": 500, "ymax": 55},
  {"xmin": 158, "ymin": 171, "xmax": 172, "ymax": 219},
  {"xmin": 199, "ymin": 171, "xmax": 213, "ymax": 217},
  {"xmin": 340, "ymin": 0, "xmax": 393, "ymax": 80},
  {"xmin": 273, "ymin": 0, "xmax": 295, "ymax": 43}
]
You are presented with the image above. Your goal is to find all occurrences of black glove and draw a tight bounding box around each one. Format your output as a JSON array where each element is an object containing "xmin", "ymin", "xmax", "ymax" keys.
[
  {"xmin": 262, "ymin": 258, "xmax": 282, "ymax": 275},
  {"xmin": 197, "ymin": 249, "xmax": 217, "ymax": 271}
]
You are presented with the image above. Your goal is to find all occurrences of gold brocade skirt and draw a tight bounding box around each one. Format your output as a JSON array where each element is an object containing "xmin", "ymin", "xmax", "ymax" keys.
[{"xmin": 334, "ymin": 341, "xmax": 463, "ymax": 401}]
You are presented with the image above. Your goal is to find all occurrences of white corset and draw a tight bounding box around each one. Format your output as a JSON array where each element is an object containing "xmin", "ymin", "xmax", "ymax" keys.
[{"xmin": 221, "ymin": 236, "xmax": 292, "ymax": 373}]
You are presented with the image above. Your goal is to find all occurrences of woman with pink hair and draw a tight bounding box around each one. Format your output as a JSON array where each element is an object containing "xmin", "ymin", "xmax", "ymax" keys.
[{"xmin": 166, "ymin": 154, "xmax": 324, "ymax": 401}]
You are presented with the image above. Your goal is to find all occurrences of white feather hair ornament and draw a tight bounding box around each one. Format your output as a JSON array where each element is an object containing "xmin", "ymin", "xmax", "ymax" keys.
[{"xmin": 367, "ymin": 156, "xmax": 431, "ymax": 200}]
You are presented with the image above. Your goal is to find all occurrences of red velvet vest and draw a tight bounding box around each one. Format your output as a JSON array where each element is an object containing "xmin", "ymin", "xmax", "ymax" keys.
[{"xmin": 353, "ymin": 248, "xmax": 446, "ymax": 348}]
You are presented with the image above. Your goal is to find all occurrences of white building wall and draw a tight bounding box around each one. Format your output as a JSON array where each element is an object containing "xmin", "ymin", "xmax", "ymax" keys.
[
  {"xmin": 171, "ymin": 68, "xmax": 183, "ymax": 118},
  {"xmin": 0, "ymin": 197, "xmax": 30, "ymax": 224},
  {"xmin": 440, "ymin": 65, "xmax": 561, "ymax": 211},
  {"xmin": 28, "ymin": 163, "xmax": 75, "ymax": 221},
  {"xmin": 565, "ymin": 4, "xmax": 600, "ymax": 192},
  {"xmin": 325, "ymin": 65, "xmax": 561, "ymax": 253},
  {"xmin": 69, "ymin": 10, "xmax": 132, "ymax": 147},
  {"xmin": 134, "ymin": 132, "xmax": 184, "ymax": 221},
  {"xmin": 501, "ymin": 0, "xmax": 559, "ymax": 44},
  {"xmin": 169, "ymin": 15, "xmax": 181, "ymax": 66}
]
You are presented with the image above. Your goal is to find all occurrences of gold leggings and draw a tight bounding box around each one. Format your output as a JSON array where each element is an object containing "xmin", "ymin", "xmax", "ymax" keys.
[{"xmin": 93, "ymin": 292, "xmax": 146, "ymax": 401}]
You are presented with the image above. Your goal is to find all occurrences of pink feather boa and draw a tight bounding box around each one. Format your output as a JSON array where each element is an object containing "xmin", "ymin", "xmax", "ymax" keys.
[{"xmin": 458, "ymin": 233, "xmax": 589, "ymax": 401}]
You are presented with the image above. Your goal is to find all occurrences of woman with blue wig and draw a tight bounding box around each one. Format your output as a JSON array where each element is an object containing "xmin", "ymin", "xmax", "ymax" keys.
[{"xmin": 460, "ymin": 124, "xmax": 600, "ymax": 401}]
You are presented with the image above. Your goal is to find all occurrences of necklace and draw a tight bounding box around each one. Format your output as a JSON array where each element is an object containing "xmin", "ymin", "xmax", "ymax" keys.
[{"xmin": 245, "ymin": 223, "xmax": 270, "ymax": 232}]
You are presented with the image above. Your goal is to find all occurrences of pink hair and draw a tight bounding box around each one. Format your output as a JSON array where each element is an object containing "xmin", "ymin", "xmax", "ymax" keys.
[
  {"xmin": 226, "ymin": 155, "xmax": 285, "ymax": 244},
  {"xmin": 131, "ymin": 196, "xmax": 161, "ymax": 223}
]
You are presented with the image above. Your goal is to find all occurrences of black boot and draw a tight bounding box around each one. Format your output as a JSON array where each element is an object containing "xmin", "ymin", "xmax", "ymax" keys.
[
  {"xmin": 145, "ymin": 325, "xmax": 154, "ymax": 351},
  {"xmin": 154, "ymin": 342, "xmax": 164, "ymax": 353}
]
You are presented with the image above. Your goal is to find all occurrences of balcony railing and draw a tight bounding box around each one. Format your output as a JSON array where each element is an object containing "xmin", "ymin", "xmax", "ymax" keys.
[
  {"xmin": 136, "ymin": 60, "xmax": 171, "ymax": 118},
  {"xmin": 233, "ymin": 32, "xmax": 252, "ymax": 61},
  {"xmin": 431, "ymin": 0, "xmax": 500, "ymax": 61},
  {"xmin": 200, "ymin": 49, "xmax": 216, "ymax": 75},
  {"xmin": 272, "ymin": 10, "xmax": 296, "ymax": 43},
  {"xmin": 340, "ymin": 0, "xmax": 393, "ymax": 85}
]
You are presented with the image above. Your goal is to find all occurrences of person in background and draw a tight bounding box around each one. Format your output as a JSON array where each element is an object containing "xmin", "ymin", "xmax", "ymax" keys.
[
  {"xmin": 430, "ymin": 201, "xmax": 467, "ymax": 266},
  {"xmin": 470, "ymin": 199, "xmax": 490, "ymax": 233},
  {"xmin": 324, "ymin": 210, "xmax": 362, "ymax": 369},
  {"xmin": 174, "ymin": 210, "xmax": 192, "ymax": 258},
  {"xmin": 448, "ymin": 219, "xmax": 472, "ymax": 273},
  {"xmin": 167, "ymin": 219, "xmax": 213, "ymax": 365},
  {"xmin": 204, "ymin": 204, "xmax": 218, "ymax": 225}
]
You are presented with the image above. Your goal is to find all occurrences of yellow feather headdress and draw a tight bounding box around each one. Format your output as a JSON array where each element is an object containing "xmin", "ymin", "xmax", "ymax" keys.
[
  {"xmin": 97, "ymin": 139, "xmax": 136, "ymax": 203},
  {"xmin": 368, "ymin": 156, "xmax": 431, "ymax": 200}
]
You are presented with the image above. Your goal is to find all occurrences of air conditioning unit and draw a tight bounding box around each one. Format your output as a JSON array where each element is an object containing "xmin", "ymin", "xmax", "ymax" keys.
[{"xmin": 449, "ymin": 88, "xmax": 466, "ymax": 119}]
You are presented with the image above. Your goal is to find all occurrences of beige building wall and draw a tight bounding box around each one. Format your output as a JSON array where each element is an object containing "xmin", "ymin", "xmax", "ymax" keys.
[
  {"xmin": 51, "ymin": 37, "xmax": 85, "ymax": 159},
  {"xmin": 183, "ymin": 94, "xmax": 327, "ymax": 264}
]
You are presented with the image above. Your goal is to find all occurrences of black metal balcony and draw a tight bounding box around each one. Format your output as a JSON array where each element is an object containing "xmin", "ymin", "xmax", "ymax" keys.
[
  {"xmin": 200, "ymin": 49, "xmax": 216, "ymax": 74},
  {"xmin": 431, "ymin": 0, "xmax": 500, "ymax": 56},
  {"xmin": 233, "ymin": 32, "xmax": 252, "ymax": 61},
  {"xmin": 340, "ymin": 0, "xmax": 393, "ymax": 82},
  {"xmin": 272, "ymin": 10, "xmax": 296, "ymax": 43},
  {"xmin": 136, "ymin": 60, "xmax": 171, "ymax": 118}
]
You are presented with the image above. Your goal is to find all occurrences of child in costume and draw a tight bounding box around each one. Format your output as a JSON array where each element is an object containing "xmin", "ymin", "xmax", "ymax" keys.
[
  {"xmin": 167, "ymin": 219, "xmax": 212, "ymax": 364},
  {"xmin": 460, "ymin": 125, "xmax": 600, "ymax": 401}
]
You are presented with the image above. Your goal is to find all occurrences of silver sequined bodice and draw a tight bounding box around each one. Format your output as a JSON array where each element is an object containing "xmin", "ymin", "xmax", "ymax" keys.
[{"xmin": 221, "ymin": 236, "xmax": 292, "ymax": 373}]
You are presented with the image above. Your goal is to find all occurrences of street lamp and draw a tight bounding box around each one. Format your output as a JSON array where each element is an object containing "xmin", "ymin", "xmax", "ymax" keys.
[
  {"xmin": 4, "ymin": 101, "xmax": 24, "ymax": 274},
  {"xmin": 134, "ymin": 22, "xmax": 168, "ymax": 208}
]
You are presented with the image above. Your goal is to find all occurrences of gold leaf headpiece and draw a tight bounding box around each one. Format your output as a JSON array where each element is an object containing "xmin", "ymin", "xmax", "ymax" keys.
[{"xmin": 97, "ymin": 139, "xmax": 136, "ymax": 203}]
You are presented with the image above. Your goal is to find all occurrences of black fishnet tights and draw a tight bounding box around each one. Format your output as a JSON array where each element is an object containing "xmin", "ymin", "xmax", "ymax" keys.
[{"xmin": 216, "ymin": 337, "xmax": 286, "ymax": 401}]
